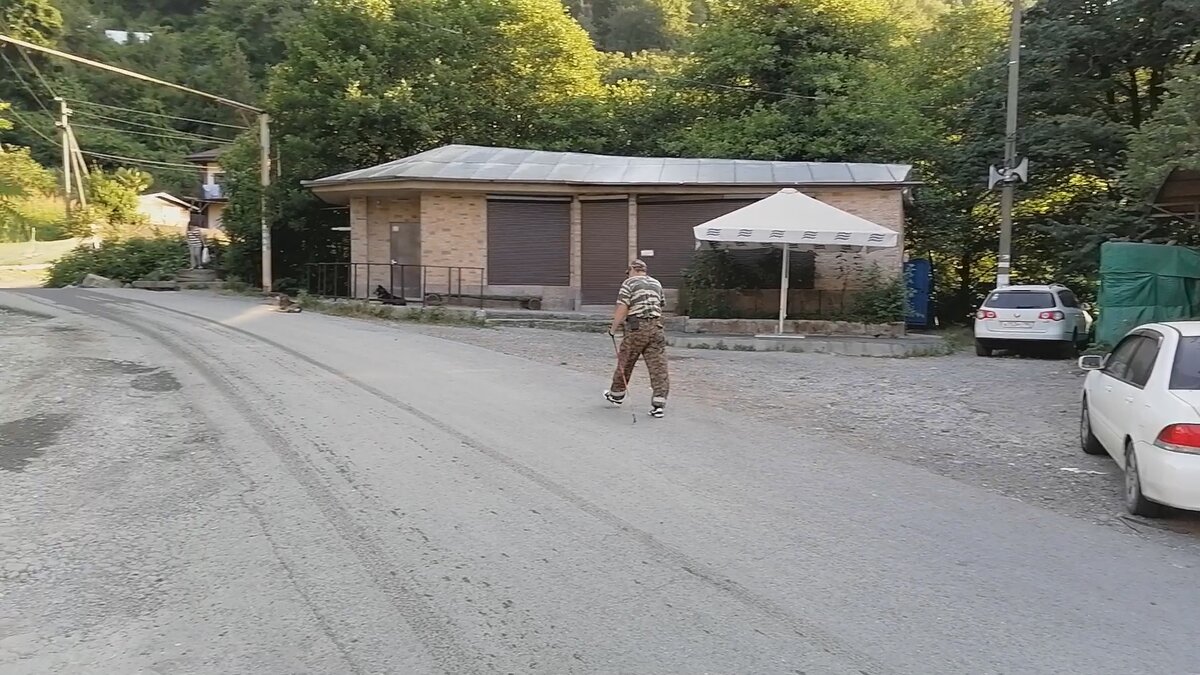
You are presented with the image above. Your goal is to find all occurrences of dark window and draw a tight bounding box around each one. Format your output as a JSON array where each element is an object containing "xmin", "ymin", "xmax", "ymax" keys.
[
  {"xmin": 1170, "ymin": 336, "xmax": 1200, "ymax": 390},
  {"xmin": 1104, "ymin": 335, "xmax": 1146, "ymax": 382},
  {"xmin": 1057, "ymin": 290, "xmax": 1079, "ymax": 308},
  {"xmin": 1126, "ymin": 334, "xmax": 1161, "ymax": 387},
  {"xmin": 984, "ymin": 291, "xmax": 1055, "ymax": 309}
]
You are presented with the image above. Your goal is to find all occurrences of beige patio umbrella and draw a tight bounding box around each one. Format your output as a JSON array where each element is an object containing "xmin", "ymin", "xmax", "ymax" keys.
[{"xmin": 693, "ymin": 188, "xmax": 900, "ymax": 334}]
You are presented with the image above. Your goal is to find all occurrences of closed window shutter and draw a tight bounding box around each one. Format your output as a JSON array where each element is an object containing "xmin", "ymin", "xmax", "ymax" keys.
[{"xmin": 487, "ymin": 200, "xmax": 570, "ymax": 285}]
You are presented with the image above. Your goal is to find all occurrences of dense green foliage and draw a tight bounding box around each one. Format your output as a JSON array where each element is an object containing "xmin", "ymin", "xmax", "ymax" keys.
[
  {"xmin": 43, "ymin": 234, "xmax": 189, "ymax": 285},
  {"xmin": 2, "ymin": 0, "xmax": 1199, "ymax": 322}
]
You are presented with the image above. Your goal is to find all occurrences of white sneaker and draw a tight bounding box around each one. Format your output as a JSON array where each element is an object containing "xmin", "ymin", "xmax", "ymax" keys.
[{"xmin": 604, "ymin": 390, "xmax": 625, "ymax": 405}]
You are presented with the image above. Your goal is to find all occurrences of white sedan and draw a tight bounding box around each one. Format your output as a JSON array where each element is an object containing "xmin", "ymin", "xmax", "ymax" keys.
[{"xmin": 1079, "ymin": 322, "xmax": 1200, "ymax": 516}]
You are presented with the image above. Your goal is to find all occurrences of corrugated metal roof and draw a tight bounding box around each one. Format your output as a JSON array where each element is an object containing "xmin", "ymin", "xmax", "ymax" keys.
[{"xmin": 304, "ymin": 145, "xmax": 914, "ymax": 188}]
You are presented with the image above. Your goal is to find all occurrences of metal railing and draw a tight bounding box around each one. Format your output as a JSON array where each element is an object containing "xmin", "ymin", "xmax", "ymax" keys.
[{"xmin": 304, "ymin": 263, "xmax": 485, "ymax": 308}]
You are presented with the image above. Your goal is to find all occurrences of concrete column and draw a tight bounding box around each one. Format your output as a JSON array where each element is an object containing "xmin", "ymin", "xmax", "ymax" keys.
[
  {"xmin": 570, "ymin": 196, "xmax": 582, "ymax": 288},
  {"xmin": 350, "ymin": 196, "xmax": 369, "ymax": 298},
  {"xmin": 627, "ymin": 194, "xmax": 638, "ymax": 262}
]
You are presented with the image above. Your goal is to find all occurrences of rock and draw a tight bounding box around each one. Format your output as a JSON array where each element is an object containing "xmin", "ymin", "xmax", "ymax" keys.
[{"xmin": 80, "ymin": 274, "xmax": 122, "ymax": 289}]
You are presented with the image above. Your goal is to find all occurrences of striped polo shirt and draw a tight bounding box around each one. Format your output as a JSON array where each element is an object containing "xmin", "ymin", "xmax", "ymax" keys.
[{"xmin": 617, "ymin": 274, "xmax": 664, "ymax": 319}]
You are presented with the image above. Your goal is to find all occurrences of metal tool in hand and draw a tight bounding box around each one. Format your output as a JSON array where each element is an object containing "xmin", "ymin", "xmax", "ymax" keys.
[{"xmin": 610, "ymin": 331, "xmax": 636, "ymax": 424}]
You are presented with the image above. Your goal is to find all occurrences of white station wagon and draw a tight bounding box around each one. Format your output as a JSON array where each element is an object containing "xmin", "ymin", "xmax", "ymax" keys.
[
  {"xmin": 975, "ymin": 284, "xmax": 1092, "ymax": 357},
  {"xmin": 1079, "ymin": 322, "xmax": 1200, "ymax": 516}
]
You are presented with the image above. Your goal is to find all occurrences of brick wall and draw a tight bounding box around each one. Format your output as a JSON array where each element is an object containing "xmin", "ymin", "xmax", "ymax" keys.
[
  {"xmin": 804, "ymin": 188, "xmax": 904, "ymax": 291},
  {"xmin": 420, "ymin": 192, "xmax": 486, "ymax": 292}
]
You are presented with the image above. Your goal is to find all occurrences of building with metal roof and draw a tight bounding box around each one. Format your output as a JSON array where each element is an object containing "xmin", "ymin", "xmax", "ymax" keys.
[
  {"xmin": 304, "ymin": 144, "xmax": 915, "ymax": 191},
  {"xmin": 305, "ymin": 145, "xmax": 915, "ymax": 311}
]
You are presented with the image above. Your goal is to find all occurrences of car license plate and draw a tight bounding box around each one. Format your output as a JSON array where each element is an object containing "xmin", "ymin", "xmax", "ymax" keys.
[{"xmin": 1001, "ymin": 321, "xmax": 1033, "ymax": 328}]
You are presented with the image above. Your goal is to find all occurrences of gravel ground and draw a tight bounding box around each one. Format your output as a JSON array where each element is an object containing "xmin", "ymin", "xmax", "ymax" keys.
[{"xmin": 406, "ymin": 323, "xmax": 1200, "ymax": 543}]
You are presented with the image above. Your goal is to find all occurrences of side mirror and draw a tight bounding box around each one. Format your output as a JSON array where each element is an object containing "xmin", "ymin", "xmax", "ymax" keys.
[{"xmin": 1078, "ymin": 354, "xmax": 1105, "ymax": 371}]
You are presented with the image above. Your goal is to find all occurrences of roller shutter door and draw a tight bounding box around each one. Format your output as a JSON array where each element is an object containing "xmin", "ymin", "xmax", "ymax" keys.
[
  {"xmin": 636, "ymin": 198, "xmax": 755, "ymax": 288},
  {"xmin": 581, "ymin": 200, "xmax": 629, "ymax": 304},
  {"xmin": 487, "ymin": 199, "xmax": 570, "ymax": 285}
]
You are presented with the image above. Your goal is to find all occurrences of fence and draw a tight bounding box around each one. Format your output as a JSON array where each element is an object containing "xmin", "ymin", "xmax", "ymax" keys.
[{"xmin": 305, "ymin": 263, "xmax": 485, "ymax": 308}]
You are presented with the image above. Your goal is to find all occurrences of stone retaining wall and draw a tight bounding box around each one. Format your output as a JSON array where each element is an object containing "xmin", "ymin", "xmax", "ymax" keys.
[{"xmin": 681, "ymin": 318, "xmax": 905, "ymax": 337}]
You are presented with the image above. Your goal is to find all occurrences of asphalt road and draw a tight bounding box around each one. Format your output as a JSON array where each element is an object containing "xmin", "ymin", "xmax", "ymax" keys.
[{"xmin": 3, "ymin": 288, "xmax": 1200, "ymax": 674}]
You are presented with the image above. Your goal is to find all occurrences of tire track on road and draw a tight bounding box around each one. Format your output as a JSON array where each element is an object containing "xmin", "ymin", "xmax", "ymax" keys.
[
  {"xmin": 29, "ymin": 291, "xmax": 481, "ymax": 675},
  {"xmin": 85, "ymin": 291, "xmax": 892, "ymax": 675}
]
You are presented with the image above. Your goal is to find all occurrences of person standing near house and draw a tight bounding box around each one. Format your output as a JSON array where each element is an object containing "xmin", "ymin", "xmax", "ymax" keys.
[
  {"xmin": 186, "ymin": 222, "xmax": 205, "ymax": 269},
  {"xmin": 605, "ymin": 259, "xmax": 670, "ymax": 418}
]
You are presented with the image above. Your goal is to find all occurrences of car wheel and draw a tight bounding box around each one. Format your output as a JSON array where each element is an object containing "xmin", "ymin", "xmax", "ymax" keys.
[
  {"xmin": 1125, "ymin": 441, "xmax": 1163, "ymax": 518},
  {"xmin": 975, "ymin": 339, "xmax": 993, "ymax": 357},
  {"xmin": 1059, "ymin": 332, "xmax": 1079, "ymax": 359},
  {"xmin": 1080, "ymin": 400, "xmax": 1106, "ymax": 455}
]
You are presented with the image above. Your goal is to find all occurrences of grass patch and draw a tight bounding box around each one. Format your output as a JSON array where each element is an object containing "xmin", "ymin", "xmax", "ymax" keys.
[
  {"xmin": 0, "ymin": 238, "xmax": 80, "ymax": 266},
  {"xmin": 920, "ymin": 327, "xmax": 973, "ymax": 353},
  {"xmin": 0, "ymin": 267, "xmax": 48, "ymax": 288},
  {"xmin": 297, "ymin": 293, "xmax": 488, "ymax": 327}
]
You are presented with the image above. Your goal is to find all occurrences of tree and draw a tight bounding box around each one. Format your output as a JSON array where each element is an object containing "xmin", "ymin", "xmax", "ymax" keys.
[
  {"xmin": 0, "ymin": 0, "xmax": 63, "ymax": 46},
  {"xmin": 220, "ymin": 0, "xmax": 606, "ymax": 283},
  {"xmin": 0, "ymin": 101, "xmax": 60, "ymax": 241},
  {"xmin": 649, "ymin": 0, "xmax": 938, "ymax": 163},
  {"xmin": 1125, "ymin": 66, "xmax": 1200, "ymax": 199},
  {"xmin": 68, "ymin": 167, "xmax": 153, "ymax": 239}
]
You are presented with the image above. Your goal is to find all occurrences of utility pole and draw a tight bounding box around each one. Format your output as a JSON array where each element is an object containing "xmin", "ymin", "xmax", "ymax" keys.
[
  {"xmin": 996, "ymin": 0, "xmax": 1024, "ymax": 288},
  {"xmin": 67, "ymin": 125, "xmax": 87, "ymax": 208},
  {"xmin": 56, "ymin": 97, "xmax": 71, "ymax": 215},
  {"xmin": 260, "ymin": 113, "xmax": 271, "ymax": 289},
  {"xmin": 1, "ymin": 34, "xmax": 275, "ymax": 292}
]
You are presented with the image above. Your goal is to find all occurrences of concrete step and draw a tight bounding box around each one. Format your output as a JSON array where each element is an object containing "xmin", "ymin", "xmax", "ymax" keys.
[{"xmin": 132, "ymin": 280, "xmax": 179, "ymax": 291}]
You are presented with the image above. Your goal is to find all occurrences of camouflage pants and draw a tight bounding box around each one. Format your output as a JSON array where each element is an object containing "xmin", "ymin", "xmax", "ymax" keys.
[{"xmin": 610, "ymin": 321, "xmax": 669, "ymax": 405}]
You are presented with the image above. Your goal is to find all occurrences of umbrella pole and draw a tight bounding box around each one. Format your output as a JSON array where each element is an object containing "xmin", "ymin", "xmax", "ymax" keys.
[{"xmin": 777, "ymin": 245, "xmax": 790, "ymax": 335}]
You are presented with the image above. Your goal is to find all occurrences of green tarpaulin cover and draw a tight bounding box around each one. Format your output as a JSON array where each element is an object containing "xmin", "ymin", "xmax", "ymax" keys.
[{"xmin": 1096, "ymin": 242, "xmax": 1200, "ymax": 346}]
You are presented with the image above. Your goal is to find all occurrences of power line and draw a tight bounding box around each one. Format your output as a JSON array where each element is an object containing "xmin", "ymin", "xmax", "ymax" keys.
[
  {"xmin": 81, "ymin": 150, "xmax": 209, "ymax": 170},
  {"xmin": 0, "ymin": 50, "xmax": 52, "ymax": 114},
  {"xmin": 3, "ymin": 104, "xmax": 57, "ymax": 144},
  {"xmin": 17, "ymin": 46, "xmax": 59, "ymax": 100},
  {"xmin": 79, "ymin": 150, "xmax": 212, "ymax": 176},
  {"xmin": 73, "ymin": 110, "xmax": 232, "ymax": 142},
  {"xmin": 73, "ymin": 122, "xmax": 230, "ymax": 145},
  {"xmin": 66, "ymin": 99, "xmax": 250, "ymax": 130}
]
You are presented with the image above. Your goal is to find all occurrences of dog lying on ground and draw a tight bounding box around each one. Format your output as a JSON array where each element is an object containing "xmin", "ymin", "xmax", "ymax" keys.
[
  {"xmin": 274, "ymin": 293, "xmax": 302, "ymax": 313},
  {"xmin": 375, "ymin": 285, "xmax": 407, "ymax": 305}
]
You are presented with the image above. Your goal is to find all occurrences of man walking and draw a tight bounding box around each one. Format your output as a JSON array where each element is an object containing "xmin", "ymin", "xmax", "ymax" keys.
[
  {"xmin": 186, "ymin": 222, "xmax": 206, "ymax": 270},
  {"xmin": 605, "ymin": 259, "xmax": 670, "ymax": 418}
]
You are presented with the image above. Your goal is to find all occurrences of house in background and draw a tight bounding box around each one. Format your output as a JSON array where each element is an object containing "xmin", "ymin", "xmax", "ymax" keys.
[
  {"xmin": 304, "ymin": 144, "xmax": 914, "ymax": 312},
  {"xmin": 184, "ymin": 147, "xmax": 228, "ymax": 230},
  {"xmin": 137, "ymin": 192, "xmax": 193, "ymax": 229}
]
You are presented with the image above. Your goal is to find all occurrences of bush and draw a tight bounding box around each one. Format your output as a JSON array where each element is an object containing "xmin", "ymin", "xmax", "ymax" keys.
[
  {"xmin": 846, "ymin": 264, "xmax": 911, "ymax": 324},
  {"xmin": 680, "ymin": 248, "xmax": 817, "ymax": 318},
  {"xmin": 44, "ymin": 237, "xmax": 200, "ymax": 287}
]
